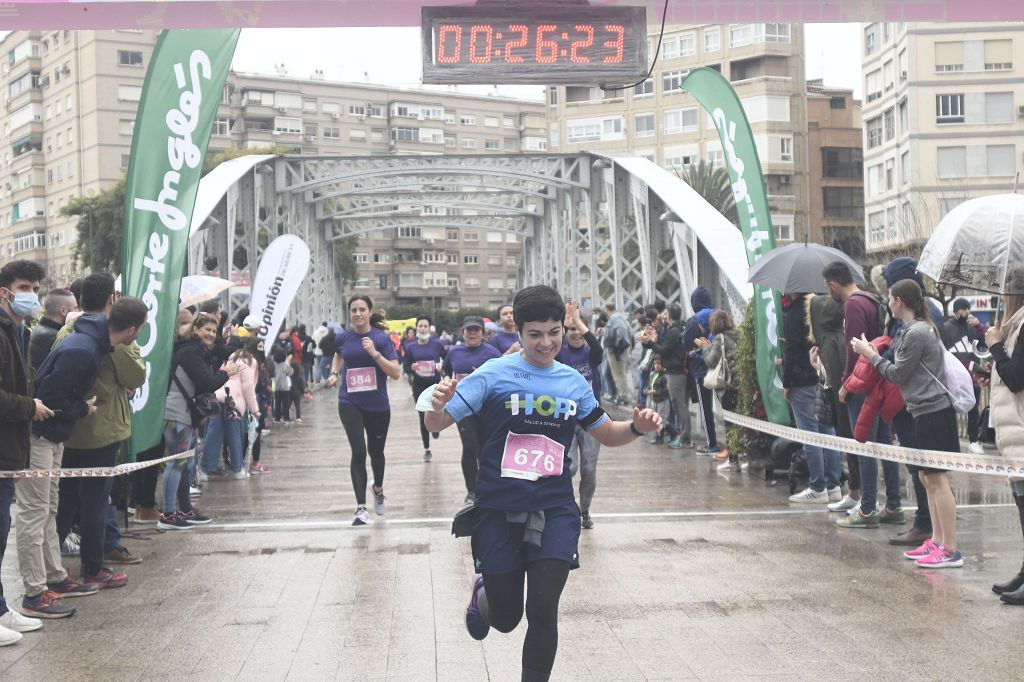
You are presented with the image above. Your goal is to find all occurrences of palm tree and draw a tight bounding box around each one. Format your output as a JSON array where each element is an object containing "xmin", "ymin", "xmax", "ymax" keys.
[{"xmin": 675, "ymin": 160, "xmax": 738, "ymax": 227}]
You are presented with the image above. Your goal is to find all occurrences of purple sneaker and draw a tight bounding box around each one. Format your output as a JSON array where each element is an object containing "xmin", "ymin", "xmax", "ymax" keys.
[{"xmin": 465, "ymin": 575, "xmax": 490, "ymax": 641}]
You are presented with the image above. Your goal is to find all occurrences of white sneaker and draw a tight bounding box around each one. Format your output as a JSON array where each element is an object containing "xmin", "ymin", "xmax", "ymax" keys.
[
  {"xmin": 189, "ymin": 485, "xmax": 202, "ymax": 497},
  {"xmin": 196, "ymin": 469, "xmax": 209, "ymax": 484},
  {"xmin": 968, "ymin": 442, "xmax": 984, "ymax": 455},
  {"xmin": 847, "ymin": 501, "xmax": 862, "ymax": 517},
  {"xmin": 828, "ymin": 494, "xmax": 859, "ymax": 512},
  {"xmin": 0, "ymin": 610, "xmax": 41, "ymax": 633},
  {"xmin": 373, "ymin": 488, "xmax": 387, "ymax": 516},
  {"xmin": 827, "ymin": 486, "xmax": 843, "ymax": 502},
  {"xmin": 0, "ymin": 623, "xmax": 22, "ymax": 647},
  {"xmin": 789, "ymin": 487, "xmax": 829, "ymax": 503},
  {"xmin": 232, "ymin": 469, "xmax": 250, "ymax": 480},
  {"xmin": 352, "ymin": 506, "xmax": 371, "ymax": 526}
]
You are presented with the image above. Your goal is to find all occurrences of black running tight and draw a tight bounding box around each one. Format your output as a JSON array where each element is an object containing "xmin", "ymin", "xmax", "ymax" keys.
[
  {"xmin": 337, "ymin": 403, "xmax": 390, "ymax": 505},
  {"xmin": 456, "ymin": 416, "xmax": 483, "ymax": 493},
  {"xmin": 479, "ymin": 559, "xmax": 571, "ymax": 681},
  {"xmin": 412, "ymin": 377, "xmax": 438, "ymax": 449}
]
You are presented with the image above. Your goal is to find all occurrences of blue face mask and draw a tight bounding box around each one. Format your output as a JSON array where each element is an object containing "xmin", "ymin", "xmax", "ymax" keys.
[{"xmin": 5, "ymin": 291, "xmax": 40, "ymax": 318}]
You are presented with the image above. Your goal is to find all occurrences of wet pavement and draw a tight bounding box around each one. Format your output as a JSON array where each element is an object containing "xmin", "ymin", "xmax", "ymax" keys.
[{"xmin": 1, "ymin": 381, "xmax": 1023, "ymax": 680}]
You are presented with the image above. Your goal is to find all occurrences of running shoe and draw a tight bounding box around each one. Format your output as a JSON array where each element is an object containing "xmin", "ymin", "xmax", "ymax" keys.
[
  {"xmin": 836, "ymin": 510, "xmax": 880, "ymax": 528},
  {"xmin": 189, "ymin": 485, "xmax": 202, "ymax": 497},
  {"xmin": 353, "ymin": 506, "xmax": 371, "ymax": 526},
  {"xmin": 60, "ymin": 531, "xmax": 81, "ymax": 557},
  {"xmin": 0, "ymin": 609, "xmax": 42, "ymax": 633},
  {"xmin": 904, "ymin": 538, "xmax": 937, "ymax": 560},
  {"xmin": 827, "ymin": 486, "xmax": 843, "ymax": 503},
  {"xmin": 581, "ymin": 513, "xmax": 594, "ymax": 530},
  {"xmin": 789, "ymin": 487, "xmax": 829, "ymax": 504},
  {"xmin": 465, "ymin": 576, "xmax": 490, "ymax": 641},
  {"xmin": 968, "ymin": 441, "xmax": 984, "ymax": 455},
  {"xmin": 21, "ymin": 591, "xmax": 75, "ymax": 619},
  {"xmin": 232, "ymin": 469, "xmax": 250, "ymax": 480},
  {"xmin": 45, "ymin": 577, "xmax": 98, "ymax": 598},
  {"xmin": 0, "ymin": 623, "xmax": 21, "ymax": 647},
  {"xmin": 251, "ymin": 462, "xmax": 272, "ymax": 474},
  {"xmin": 423, "ymin": 449, "xmax": 432, "ymax": 462},
  {"xmin": 82, "ymin": 567, "xmax": 128, "ymax": 589},
  {"xmin": 182, "ymin": 509, "xmax": 213, "ymax": 525},
  {"xmin": 827, "ymin": 494, "xmax": 859, "ymax": 512},
  {"xmin": 373, "ymin": 489, "xmax": 387, "ymax": 516},
  {"xmin": 695, "ymin": 446, "xmax": 720, "ymax": 456},
  {"xmin": 879, "ymin": 506, "xmax": 907, "ymax": 525},
  {"xmin": 156, "ymin": 512, "xmax": 193, "ymax": 531},
  {"xmin": 666, "ymin": 438, "xmax": 690, "ymax": 450},
  {"xmin": 915, "ymin": 545, "xmax": 964, "ymax": 569}
]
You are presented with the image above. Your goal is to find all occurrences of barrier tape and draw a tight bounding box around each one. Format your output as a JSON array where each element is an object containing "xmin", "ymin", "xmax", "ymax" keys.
[
  {"xmin": 721, "ymin": 410, "xmax": 1024, "ymax": 477},
  {"xmin": 0, "ymin": 449, "xmax": 195, "ymax": 479}
]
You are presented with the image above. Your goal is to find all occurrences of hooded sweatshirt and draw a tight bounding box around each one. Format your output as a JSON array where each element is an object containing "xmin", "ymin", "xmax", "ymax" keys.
[
  {"xmin": 33, "ymin": 313, "xmax": 112, "ymax": 443},
  {"xmin": 682, "ymin": 286, "xmax": 713, "ymax": 381}
]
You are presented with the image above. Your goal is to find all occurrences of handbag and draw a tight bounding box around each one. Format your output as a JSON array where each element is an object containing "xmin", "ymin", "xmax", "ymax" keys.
[
  {"xmin": 170, "ymin": 363, "xmax": 221, "ymax": 423},
  {"xmin": 703, "ymin": 340, "xmax": 731, "ymax": 390},
  {"xmin": 814, "ymin": 380, "xmax": 837, "ymax": 427}
]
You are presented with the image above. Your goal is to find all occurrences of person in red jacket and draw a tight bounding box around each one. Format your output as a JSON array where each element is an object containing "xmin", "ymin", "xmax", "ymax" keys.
[{"xmin": 843, "ymin": 336, "xmax": 906, "ymax": 443}]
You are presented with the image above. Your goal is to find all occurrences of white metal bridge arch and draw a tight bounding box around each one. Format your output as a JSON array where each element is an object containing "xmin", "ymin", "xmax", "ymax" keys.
[{"xmin": 188, "ymin": 152, "xmax": 752, "ymax": 325}]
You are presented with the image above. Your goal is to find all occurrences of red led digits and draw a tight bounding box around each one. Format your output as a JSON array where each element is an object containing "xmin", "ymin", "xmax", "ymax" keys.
[
  {"xmin": 505, "ymin": 24, "xmax": 528, "ymax": 63},
  {"xmin": 469, "ymin": 24, "xmax": 494, "ymax": 63},
  {"xmin": 570, "ymin": 24, "xmax": 594, "ymax": 63},
  {"xmin": 437, "ymin": 24, "xmax": 463, "ymax": 64},
  {"xmin": 536, "ymin": 24, "xmax": 558, "ymax": 64},
  {"xmin": 603, "ymin": 24, "xmax": 625, "ymax": 63}
]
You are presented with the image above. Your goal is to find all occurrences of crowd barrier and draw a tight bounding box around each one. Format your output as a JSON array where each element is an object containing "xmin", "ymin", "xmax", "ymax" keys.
[
  {"xmin": 0, "ymin": 449, "xmax": 194, "ymax": 479},
  {"xmin": 721, "ymin": 410, "xmax": 1024, "ymax": 477}
]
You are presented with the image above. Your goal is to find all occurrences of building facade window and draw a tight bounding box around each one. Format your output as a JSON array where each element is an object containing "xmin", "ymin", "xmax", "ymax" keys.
[
  {"xmin": 704, "ymin": 27, "xmax": 720, "ymax": 52},
  {"xmin": 117, "ymin": 50, "xmax": 143, "ymax": 66},
  {"xmin": 936, "ymin": 146, "xmax": 967, "ymax": 178},
  {"xmin": 822, "ymin": 187, "xmax": 864, "ymax": 219},
  {"xmin": 634, "ymin": 113, "xmax": 655, "ymax": 137},
  {"xmin": 822, "ymin": 147, "xmax": 863, "ymax": 178},
  {"xmin": 663, "ymin": 108, "xmax": 697, "ymax": 134},
  {"xmin": 935, "ymin": 94, "xmax": 965, "ymax": 124}
]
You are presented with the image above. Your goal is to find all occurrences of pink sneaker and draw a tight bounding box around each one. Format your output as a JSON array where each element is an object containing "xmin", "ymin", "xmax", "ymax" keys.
[
  {"xmin": 250, "ymin": 462, "xmax": 272, "ymax": 474},
  {"xmin": 914, "ymin": 544, "xmax": 964, "ymax": 569},
  {"xmin": 903, "ymin": 538, "xmax": 937, "ymax": 560}
]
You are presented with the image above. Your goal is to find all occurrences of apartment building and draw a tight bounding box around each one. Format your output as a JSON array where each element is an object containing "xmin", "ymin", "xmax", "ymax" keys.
[
  {"xmin": 0, "ymin": 30, "xmax": 547, "ymax": 312},
  {"xmin": 861, "ymin": 22, "xmax": 1024, "ymax": 258},
  {"xmin": 546, "ymin": 22, "xmax": 810, "ymax": 244},
  {"xmin": 806, "ymin": 79, "xmax": 865, "ymax": 262}
]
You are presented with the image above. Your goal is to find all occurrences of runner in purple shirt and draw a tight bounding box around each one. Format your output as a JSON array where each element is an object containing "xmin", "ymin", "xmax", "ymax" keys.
[
  {"xmin": 488, "ymin": 304, "xmax": 522, "ymax": 355},
  {"xmin": 442, "ymin": 315, "xmax": 501, "ymax": 501},
  {"xmin": 404, "ymin": 316, "xmax": 448, "ymax": 462},
  {"xmin": 326, "ymin": 295, "xmax": 401, "ymax": 526}
]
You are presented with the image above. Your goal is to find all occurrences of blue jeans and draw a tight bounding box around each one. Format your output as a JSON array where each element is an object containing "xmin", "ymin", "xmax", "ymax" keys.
[
  {"xmin": 57, "ymin": 443, "xmax": 119, "ymax": 575},
  {"xmin": 203, "ymin": 413, "xmax": 244, "ymax": 473},
  {"xmin": 788, "ymin": 385, "xmax": 842, "ymax": 492},
  {"xmin": 163, "ymin": 421, "xmax": 198, "ymax": 515},
  {"xmin": 846, "ymin": 392, "xmax": 901, "ymax": 514},
  {"xmin": 0, "ymin": 479, "xmax": 15, "ymax": 616},
  {"xmin": 316, "ymin": 356, "xmax": 332, "ymax": 382},
  {"xmin": 104, "ymin": 504, "xmax": 122, "ymax": 552}
]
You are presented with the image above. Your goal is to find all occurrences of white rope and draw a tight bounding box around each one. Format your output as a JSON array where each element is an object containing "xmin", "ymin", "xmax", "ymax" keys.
[{"xmin": 722, "ymin": 410, "xmax": 1024, "ymax": 477}]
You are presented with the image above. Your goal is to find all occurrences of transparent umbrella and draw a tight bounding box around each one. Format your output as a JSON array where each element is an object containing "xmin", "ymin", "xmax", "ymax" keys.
[
  {"xmin": 918, "ymin": 194, "xmax": 1024, "ymax": 295},
  {"xmin": 178, "ymin": 275, "xmax": 237, "ymax": 308}
]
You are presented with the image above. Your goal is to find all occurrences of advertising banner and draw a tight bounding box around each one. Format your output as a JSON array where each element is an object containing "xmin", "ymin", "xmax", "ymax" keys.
[
  {"xmin": 122, "ymin": 29, "xmax": 240, "ymax": 458},
  {"xmin": 680, "ymin": 67, "xmax": 789, "ymax": 425},
  {"xmin": 249, "ymin": 235, "xmax": 311, "ymax": 342}
]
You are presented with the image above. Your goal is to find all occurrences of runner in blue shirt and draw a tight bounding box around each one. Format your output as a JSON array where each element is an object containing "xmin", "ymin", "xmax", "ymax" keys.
[
  {"xmin": 326, "ymin": 295, "xmax": 401, "ymax": 526},
  {"xmin": 555, "ymin": 301, "xmax": 604, "ymax": 530},
  {"xmin": 425, "ymin": 285, "xmax": 662, "ymax": 682},
  {"xmin": 403, "ymin": 315, "xmax": 447, "ymax": 462},
  {"xmin": 442, "ymin": 315, "xmax": 501, "ymax": 502},
  {"xmin": 488, "ymin": 304, "xmax": 522, "ymax": 355}
]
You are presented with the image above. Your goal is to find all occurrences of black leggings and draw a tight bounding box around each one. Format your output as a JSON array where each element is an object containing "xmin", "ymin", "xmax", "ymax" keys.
[
  {"xmin": 696, "ymin": 383, "xmax": 717, "ymax": 449},
  {"xmin": 479, "ymin": 559, "xmax": 571, "ymax": 681},
  {"xmin": 338, "ymin": 402, "xmax": 390, "ymax": 505},
  {"xmin": 413, "ymin": 377, "xmax": 438, "ymax": 449},
  {"xmin": 456, "ymin": 416, "xmax": 483, "ymax": 493}
]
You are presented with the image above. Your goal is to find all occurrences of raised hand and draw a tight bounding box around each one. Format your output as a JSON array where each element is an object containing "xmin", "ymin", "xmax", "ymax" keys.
[{"xmin": 431, "ymin": 376, "xmax": 459, "ymax": 412}]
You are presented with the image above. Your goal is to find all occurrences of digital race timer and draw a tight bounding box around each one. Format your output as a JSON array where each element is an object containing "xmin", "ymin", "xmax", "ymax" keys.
[{"xmin": 421, "ymin": 5, "xmax": 648, "ymax": 85}]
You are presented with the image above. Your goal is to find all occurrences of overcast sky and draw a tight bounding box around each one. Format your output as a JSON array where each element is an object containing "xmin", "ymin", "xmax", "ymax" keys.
[{"xmin": 232, "ymin": 23, "xmax": 863, "ymax": 100}]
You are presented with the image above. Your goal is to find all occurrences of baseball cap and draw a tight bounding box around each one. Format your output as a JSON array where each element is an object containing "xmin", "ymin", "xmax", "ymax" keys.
[
  {"xmin": 461, "ymin": 315, "xmax": 485, "ymax": 330},
  {"xmin": 242, "ymin": 314, "xmax": 260, "ymax": 330}
]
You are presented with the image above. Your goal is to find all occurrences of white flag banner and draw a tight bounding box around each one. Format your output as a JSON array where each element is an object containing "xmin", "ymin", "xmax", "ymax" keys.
[{"xmin": 249, "ymin": 235, "xmax": 310, "ymax": 342}]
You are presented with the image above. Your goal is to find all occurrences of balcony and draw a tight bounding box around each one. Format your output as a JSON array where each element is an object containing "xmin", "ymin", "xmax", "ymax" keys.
[{"xmin": 241, "ymin": 101, "xmax": 278, "ymax": 118}]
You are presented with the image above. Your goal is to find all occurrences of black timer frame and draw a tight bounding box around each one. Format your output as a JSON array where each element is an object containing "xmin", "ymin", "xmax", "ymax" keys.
[{"xmin": 421, "ymin": 4, "xmax": 648, "ymax": 85}]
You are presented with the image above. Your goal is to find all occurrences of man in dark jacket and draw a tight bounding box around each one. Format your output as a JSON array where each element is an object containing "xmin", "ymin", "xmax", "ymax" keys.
[
  {"xmin": 0, "ymin": 260, "xmax": 52, "ymax": 638},
  {"xmin": 17, "ymin": 297, "xmax": 148, "ymax": 617},
  {"xmin": 682, "ymin": 286, "xmax": 717, "ymax": 453},
  {"xmin": 28, "ymin": 288, "xmax": 76, "ymax": 372},
  {"xmin": 942, "ymin": 297, "xmax": 987, "ymax": 454},
  {"xmin": 640, "ymin": 303, "xmax": 690, "ymax": 448}
]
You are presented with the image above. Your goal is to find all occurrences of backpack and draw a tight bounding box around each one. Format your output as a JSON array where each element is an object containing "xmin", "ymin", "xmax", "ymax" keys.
[
  {"xmin": 921, "ymin": 349, "xmax": 977, "ymax": 415},
  {"xmin": 850, "ymin": 292, "xmax": 888, "ymax": 340}
]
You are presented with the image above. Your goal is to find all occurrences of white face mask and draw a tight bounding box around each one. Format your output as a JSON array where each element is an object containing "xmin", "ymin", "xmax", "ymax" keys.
[{"xmin": 417, "ymin": 332, "xmax": 430, "ymax": 341}]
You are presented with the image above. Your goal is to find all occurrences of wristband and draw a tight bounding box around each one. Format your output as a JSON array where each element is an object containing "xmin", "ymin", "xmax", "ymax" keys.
[{"xmin": 629, "ymin": 422, "xmax": 644, "ymax": 437}]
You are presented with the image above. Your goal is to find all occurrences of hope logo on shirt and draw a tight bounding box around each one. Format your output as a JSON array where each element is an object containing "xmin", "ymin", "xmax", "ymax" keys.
[{"xmin": 503, "ymin": 392, "xmax": 578, "ymax": 420}]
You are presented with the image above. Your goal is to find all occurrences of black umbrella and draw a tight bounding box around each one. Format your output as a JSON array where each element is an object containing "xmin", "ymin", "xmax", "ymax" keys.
[{"xmin": 747, "ymin": 242, "xmax": 865, "ymax": 294}]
